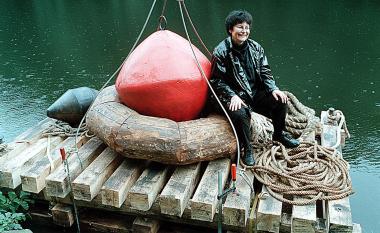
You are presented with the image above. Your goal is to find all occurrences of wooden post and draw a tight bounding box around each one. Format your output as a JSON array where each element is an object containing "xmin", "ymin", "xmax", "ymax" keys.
[
  {"xmin": 256, "ymin": 186, "xmax": 282, "ymax": 233},
  {"xmin": 132, "ymin": 217, "xmax": 160, "ymax": 233},
  {"xmin": 223, "ymin": 170, "xmax": 255, "ymax": 227},
  {"xmin": 51, "ymin": 203, "xmax": 74, "ymax": 227},
  {"xmin": 21, "ymin": 136, "xmax": 87, "ymax": 193},
  {"xmin": 190, "ymin": 158, "xmax": 231, "ymax": 222},
  {"xmin": 127, "ymin": 163, "xmax": 170, "ymax": 211},
  {"xmin": 159, "ymin": 162, "xmax": 201, "ymax": 217},
  {"xmin": 45, "ymin": 137, "xmax": 106, "ymax": 198},
  {"xmin": 101, "ymin": 159, "xmax": 143, "ymax": 208}
]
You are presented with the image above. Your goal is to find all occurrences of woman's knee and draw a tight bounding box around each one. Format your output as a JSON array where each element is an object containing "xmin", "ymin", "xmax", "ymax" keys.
[{"xmin": 228, "ymin": 107, "xmax": 251, "ymax": 121}]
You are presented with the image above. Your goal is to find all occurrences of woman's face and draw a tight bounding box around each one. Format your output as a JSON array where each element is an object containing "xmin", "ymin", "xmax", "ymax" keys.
[{"xmin": 229, "ymin": 21, "xmax": 250, "ymax": 45}]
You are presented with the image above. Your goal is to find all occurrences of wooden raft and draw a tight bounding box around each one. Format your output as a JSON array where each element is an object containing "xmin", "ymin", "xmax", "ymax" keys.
[
  {"xmin": 0, "ymin": 117, "xmax": 362, "ymax": 232},
  {"xmin": 0, "ymin": 118, "xmax": 253, "ymax": 232}
]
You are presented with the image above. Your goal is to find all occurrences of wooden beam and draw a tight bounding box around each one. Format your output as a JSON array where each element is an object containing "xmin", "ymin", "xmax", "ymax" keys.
[
  {"xmin": 223, "ymin": 170, "xmax": 254, "ymax": 227},
  {"xmin": 20, "ymin": 136, "xmax": 88, "ymax": 193},
  {"xmin": 291, "ymin": 198, "xmax": 317, "ymax": 233},
  {"xmin": 280, "ymin": 213, "xmax": 291, "ymax": 233},
  {"xmin": 327, "ymin": 198, "xmax": 353, "ymax": 233},
  {"xmin": 80, "ymin": 210, "xmax": 134, "ymax": 233},
  {"xmin": 0, "ymin": 136, "xmax": 64, "ymax": 188},
  {"xmin": 72, "ymin": 147, "xmax": 123, "ymax": 202},
  {"xmin": 320, "ymin": 111, "xmax": 353, "ymax": 233},
  {"xmin": 159, "ymin": 162, "xmax": 201, "ymax": 217},
  {"xmin": 101, "ymin": 159, "xmax": 143, "ymax": 208},
  {"xmin": 315, "ymin": 218, "xmax": 327, "ymax": 233},
  {"xmin": 0, "ymin": 118, "xmax": 54, "ymax": 166},
  {"xmin": 256, "ymin": 186, "xmax": 282, "ymax": 233},
  {"xmin": 45, "ymin": 137, "xmax": 106, "ymax": 198},
  {"xmin": 51, "ymin": 203, "xmax": 74, "ymax": 227},
  {"xmin": 127, "ymin": 163, "xmax": 170, "ymax": 211},
  {"xmin": 132, "ymin": 217, "xmax": 160, "ymax": 233},
  {"xmin": 190, "ymin": 158, "xmax": 231, "ymax": 222}
]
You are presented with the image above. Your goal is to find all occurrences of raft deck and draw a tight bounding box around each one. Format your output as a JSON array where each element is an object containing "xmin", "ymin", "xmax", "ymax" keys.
[{"xmin": 0, "ymin": 116, "xmax": 362, "ymax": 233}]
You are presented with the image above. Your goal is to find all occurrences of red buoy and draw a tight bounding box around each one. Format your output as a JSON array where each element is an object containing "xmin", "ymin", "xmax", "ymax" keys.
[{"xmin": 115, "ymin": 30, "xmax": 211, "ymax": 122}]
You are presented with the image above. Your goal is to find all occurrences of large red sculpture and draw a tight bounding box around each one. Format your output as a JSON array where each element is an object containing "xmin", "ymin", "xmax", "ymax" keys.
[{"xmin": 115, "ymin": 30, "xmax": 211, "ymax": 122}]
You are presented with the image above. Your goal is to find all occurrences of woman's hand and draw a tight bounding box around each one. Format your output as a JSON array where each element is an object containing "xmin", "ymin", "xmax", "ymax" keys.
[
  {"xmin": 272, "ymin": 90, "xmax": 288, "ymax": 103},
  {"xmin": 229, "ymin": 95, "xmax": 247, "ymax": 111}
]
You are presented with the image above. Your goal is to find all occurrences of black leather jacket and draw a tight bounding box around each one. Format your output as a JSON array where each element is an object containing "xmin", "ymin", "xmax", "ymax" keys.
[{"xmin": 210, "ymin": 37, "xmax": 278, "ymax": 107}]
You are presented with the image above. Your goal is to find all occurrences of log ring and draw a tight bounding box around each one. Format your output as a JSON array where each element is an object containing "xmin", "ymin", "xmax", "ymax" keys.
[{"xmin": 86, "ymin": 85, "xmax": 235, "ymax": 165}]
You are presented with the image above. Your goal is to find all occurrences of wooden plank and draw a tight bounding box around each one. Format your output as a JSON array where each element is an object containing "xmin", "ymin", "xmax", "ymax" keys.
[
  {"xmin": 328, "ymin": 198, "xmax": 353, "ymax": 233},
  {"xmin": 0, "ymin": 118, "xmax": 54, "ymax": 166},
  {"xmin": 320, "ymin": 111, "xmax": 353, "ymax": 233},
  {"xmin": 20, "ymin": 136, "xmax": 88, "ymax": 193},
  {"xmin": 45, "ymin": 137, "xmax": 106, "ymax": 198},
  {"xmin": 223, "ymin": 169, "xmax": 255, "ymax": 227},
  {"xmin": 127, "ymin": 163, "xmax": 170, "ymax": 211},
  {"xmin": 51, "ymin": 203, "xmax": 74, "ymax": 227},
  {"xmin": 72, "ymin": 147, "xmax": 123, "ymax": 201},
  {"xmin": 256, "ymin": 186, "xmax": 282, "ymax": 233},
  {"xmin": 190, "ymin": 158, "xmax": 230, "ymax": 222},
  {"xmin": 132, "ymin": 217, "xmax": 160, "ymax": 233},
  {"xmin": 292, "ymin": 131, "xmax": 318, "ymax": 232},
  {"xmin": 159, "ymin": 162, "xmax": 201, "ymax": 217},
  {"xmin": 101, "ymin": 159, "xmax": 143, "ymax": 208},
  {"xmin": 80, "ymin": 210, "xmax": 134, "ymax": 233},
  {"xmin": 291, "ymin": 198, "xmax": 317, "ymax": 233},
  {"xmin": 0, "ymin": 136, "xmax": 64, "ymax": 188},
  {"xmin": 315, "ymin": 218, "xmax": 327, "ymax": 233},
  {"xmin": 280, "ymin": 213, "xmax": 291, "ymax": 233}
]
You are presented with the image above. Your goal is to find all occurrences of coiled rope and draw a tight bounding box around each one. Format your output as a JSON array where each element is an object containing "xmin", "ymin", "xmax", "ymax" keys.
[
  {"xmin": 285, "ymin": 91, "xmax": 320, "ymax": 141},
  {"xmin": 252, "ymin": 141, "xmax": 353, "ymax": 205},
  {"xmin": 41, "ymin": 120, "xmax": 94, "ymax": 138},
  {"xmin": 325, "ymin": 109, "xmax": 351, "ymax": 149},
  {"xmin": 248, "ymin": 91, "xmax": 320, "ymax": 149}
]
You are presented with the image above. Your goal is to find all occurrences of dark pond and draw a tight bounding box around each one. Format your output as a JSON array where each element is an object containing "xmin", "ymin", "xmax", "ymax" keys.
[{"xmin": 1, "ymin": 0, "xmax": 379, "ymax": 232}]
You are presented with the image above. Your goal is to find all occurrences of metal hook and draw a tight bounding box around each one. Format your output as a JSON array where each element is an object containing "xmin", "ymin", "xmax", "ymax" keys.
[{"xmin": 158, "ymin": 15, "xmax": 167, "ymax": 30}]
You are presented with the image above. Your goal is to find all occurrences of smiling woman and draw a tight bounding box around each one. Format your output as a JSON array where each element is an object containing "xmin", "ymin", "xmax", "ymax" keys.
[
  {"xmin": 210, "ymin": 9, "xmax": 299, "ymax": 166},
  {"xmin": 230, "ymin": 22, "xmax": 250, "ymax": 45}
]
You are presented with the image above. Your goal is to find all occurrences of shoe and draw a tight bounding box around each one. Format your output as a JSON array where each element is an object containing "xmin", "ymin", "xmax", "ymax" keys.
[
  {"xmin": 243, "ymin": 149, "xmax": 255, "ymax": 166},
  {"xmin": 273, "ymin": 131, "xmax": 300, "ymax": 148}
]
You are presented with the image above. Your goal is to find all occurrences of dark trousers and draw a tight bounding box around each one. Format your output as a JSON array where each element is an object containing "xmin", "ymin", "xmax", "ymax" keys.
[{"xmin": 227, "ymin": 90, "xmax": 287, "ymax": 152}]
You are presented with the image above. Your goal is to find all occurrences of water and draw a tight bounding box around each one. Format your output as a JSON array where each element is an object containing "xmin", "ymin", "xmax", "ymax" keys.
[{"xmin": 1, "ymin": 0, "xmax": 379, "ymax": 232}]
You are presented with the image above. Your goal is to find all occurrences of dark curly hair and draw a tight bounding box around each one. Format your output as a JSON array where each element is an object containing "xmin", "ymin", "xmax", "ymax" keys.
[{"xmin": 225, "ymin": 10, "xmax": 252, "ymax": 36}]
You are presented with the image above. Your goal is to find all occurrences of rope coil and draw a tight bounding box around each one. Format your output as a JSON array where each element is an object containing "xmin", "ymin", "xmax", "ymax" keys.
[
  {"xmin": 252, "ymin": 141, "xmax": 353, "ymax": 205},
  {"xmin": 41, "ymin": 120, "xmax": 94, "ymax": 138}
]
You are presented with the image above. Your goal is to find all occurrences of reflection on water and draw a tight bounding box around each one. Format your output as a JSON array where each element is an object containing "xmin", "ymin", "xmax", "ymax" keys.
[{"xmin": 0, "ymin": 0, "xmax": 379, "ymax": 231}]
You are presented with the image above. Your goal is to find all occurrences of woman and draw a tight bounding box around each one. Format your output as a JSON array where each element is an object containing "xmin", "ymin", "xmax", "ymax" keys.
[{"xmin": 210, "ymin": 10, "xmax": 299, "ymax": 166}]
